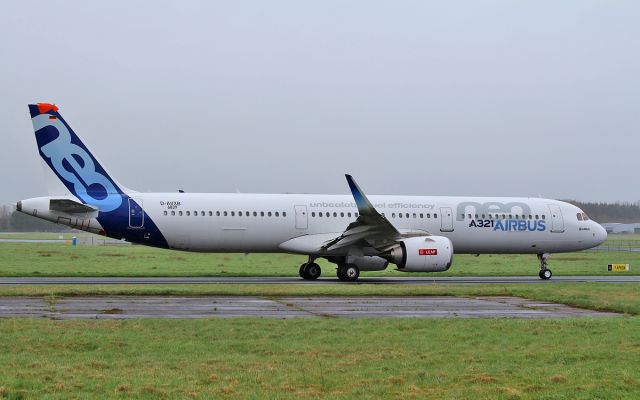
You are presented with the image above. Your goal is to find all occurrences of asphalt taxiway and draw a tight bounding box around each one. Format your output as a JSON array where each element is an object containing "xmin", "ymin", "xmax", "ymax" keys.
[
  {"xmin": 0, "ymin": 296, "xmax": 620, "ymax": 319},
  {"xmin": 0, "ymin": 276, "xmax": 637, "ymax": 285}
]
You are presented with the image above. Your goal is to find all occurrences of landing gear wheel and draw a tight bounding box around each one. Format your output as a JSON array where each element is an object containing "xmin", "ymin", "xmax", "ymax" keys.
[
  {"xmin": 299, "ymin": 262, "xmax": 321, "ymax": 280},
  {"xmin": 537, "ymin": 253, "xmax": 552, "ymax": 280},
  {"xmin": 299, "ymin": 263, "xmax": 309, "ymax": 279},
  {"xmin": 304, "ymin": 263, "xmax": 321, "ymax": 280},
  {"xmin": 337, "ymin": 265, "xmax": 360, "ymax": 282},
  {"xmin": 539, "ymin": 269, "xmax": 552, "ymax": 280}
]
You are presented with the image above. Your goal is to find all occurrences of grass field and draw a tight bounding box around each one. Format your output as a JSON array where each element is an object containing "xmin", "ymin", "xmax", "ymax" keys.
[
  {"xmin": 0, "ymin": 242, "xmax": 639, "ymax": 277},
  {"xmin": 1, "ymin": 235, "xmax": 639, "ymax": 399},
  {"xmin": 0, "ymin": 317, "xmax": 638, "ymax": 399}
]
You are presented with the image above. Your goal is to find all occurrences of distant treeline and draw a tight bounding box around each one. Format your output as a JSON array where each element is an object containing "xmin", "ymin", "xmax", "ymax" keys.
[{"xmin": 564, "ymin": 201, "xmax": 640, "ymax": 224}]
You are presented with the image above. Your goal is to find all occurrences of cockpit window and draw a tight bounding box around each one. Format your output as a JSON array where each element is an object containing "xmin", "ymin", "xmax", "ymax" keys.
[
  {"xmin": 582, "ymin": 213, "xmax": 590, "ymax": 221},
  {"xmin": 577, "ymin": 213, "xmax": 583, "ymax": 221}
]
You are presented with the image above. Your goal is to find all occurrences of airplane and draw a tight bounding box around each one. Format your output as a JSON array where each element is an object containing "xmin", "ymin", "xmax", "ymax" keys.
[{"xmin": 16, "ymin": 103, "xmax": 608, "ymax": 281}]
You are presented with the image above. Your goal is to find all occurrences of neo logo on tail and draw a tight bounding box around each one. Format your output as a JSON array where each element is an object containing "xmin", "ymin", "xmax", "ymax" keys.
[{"xmin": 30, "ymin": 104, "xmax": 123, "ymax": 212}]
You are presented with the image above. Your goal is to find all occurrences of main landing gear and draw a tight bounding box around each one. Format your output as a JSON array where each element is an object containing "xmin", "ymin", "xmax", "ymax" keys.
[
  {"xmin": 337, "ymin": 264, "xmax": 360, "ymax": 282},
  {"xmin": 299, "ymin": 258, "xmax": 321, "ymax": 280},
  {"xmin": 537, "ymin": 253, "xmax": 552, "ymax": 280}
]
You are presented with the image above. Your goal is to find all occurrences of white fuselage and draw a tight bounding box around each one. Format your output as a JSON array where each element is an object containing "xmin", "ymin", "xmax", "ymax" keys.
[{"xmin": 19, "ymin": 193, "xmax": 604, "ymax": 254}]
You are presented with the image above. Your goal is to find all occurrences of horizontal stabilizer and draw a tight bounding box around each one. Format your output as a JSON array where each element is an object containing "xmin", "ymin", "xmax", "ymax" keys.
[{"xmin": 49, "ymin": 198, "xmax": 99, "ymax": 214}]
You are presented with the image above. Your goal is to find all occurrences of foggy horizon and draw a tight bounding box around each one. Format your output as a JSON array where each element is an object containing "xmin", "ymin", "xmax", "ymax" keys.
[{"xmin": 2, "ymin": 1, "xmax": 639, "ymax": 205}]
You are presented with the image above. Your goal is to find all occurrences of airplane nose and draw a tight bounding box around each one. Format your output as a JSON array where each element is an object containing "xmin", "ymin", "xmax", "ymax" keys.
[{"xmin": 594, "ymin": 223, "xmax": 607, "ymax": 245}]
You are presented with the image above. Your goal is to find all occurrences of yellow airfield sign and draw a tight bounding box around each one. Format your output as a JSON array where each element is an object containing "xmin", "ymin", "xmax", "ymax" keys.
[{"xmin": 608, "ymin": 264, "xmax": 630, "ymax": 272}]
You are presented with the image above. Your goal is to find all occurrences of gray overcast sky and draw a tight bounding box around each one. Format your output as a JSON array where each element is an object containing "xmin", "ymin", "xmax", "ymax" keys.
[{"xmin": 1, "ymin": 1, "xmax": 638, "ymax": 205}]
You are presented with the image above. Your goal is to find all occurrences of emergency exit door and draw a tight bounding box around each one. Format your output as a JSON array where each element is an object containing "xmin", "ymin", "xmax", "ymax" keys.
[
  {"xmin": 295, "ymin": 205, "xmax": 308, "ymax": 229},
  {"xmin": 440, "ymin": 207, "xmax": 454, "ymax": 232}
]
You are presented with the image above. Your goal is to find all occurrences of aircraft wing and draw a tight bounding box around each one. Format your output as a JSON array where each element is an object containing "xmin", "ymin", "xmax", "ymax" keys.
[{"xmin": 321, "ymin": 175, "xmax": 404, "ymax": 252}]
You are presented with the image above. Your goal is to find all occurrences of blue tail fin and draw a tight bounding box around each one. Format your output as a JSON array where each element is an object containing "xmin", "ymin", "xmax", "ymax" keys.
[{"xmin": 28, "ymin": 103, "xmax": 127, "ymax": 212}]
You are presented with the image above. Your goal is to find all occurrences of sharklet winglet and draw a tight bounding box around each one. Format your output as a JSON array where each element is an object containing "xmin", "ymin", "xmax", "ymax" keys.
[{"xmin": 345, "ymin": 174, "xmax": 376, "ymax": 217}]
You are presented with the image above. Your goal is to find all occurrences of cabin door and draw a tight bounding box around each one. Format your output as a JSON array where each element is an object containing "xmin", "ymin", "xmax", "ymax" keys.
[
  {"xmin": 128, "ymin": 198, "xmax": 144, "ymax": 228},
  {"xmin": 548, "ymin": 204, "xmax": 565, "ymax": 233}
]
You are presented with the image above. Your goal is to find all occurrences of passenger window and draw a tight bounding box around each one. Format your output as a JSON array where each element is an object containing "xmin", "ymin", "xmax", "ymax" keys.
[
  {"xmin": 405, "ymin": 213, "xmax": 409, "ymax": 218},
  {"xmin": 468, "ymin": 214, "xmax": 472, "ymax": 219},
  {"xmin": 186, "ymin": 211, "xmax": 190, "ymax": 216},
  {"xmin": 529, "ymin": 215, "xmax": 532, "ymax": 219},
  {"xmin": 482, "ymin": 214, "xmax": 485, "ymax": 219},
  {"xmin": 312, "ymin": 212, "xmax": 316, "ymax": 217},
  {"xmin": 179, "ymin": 211, "xmax": 183, "ymax": 216},
  {"xmin": 355, "ymin": 213, "xmax": 359, "ymax": 217},
  {"xmin": 399, "ymin": 213, "xmax": 403, "ymax": 218},
  {"xmin": 392, "ymin": 213, "xmax": 396, "ymax": 218},
  {"xmin": 260, "ymin": 211, "xmax": 264, "ymax": 217},
  {"xmin": 348, "ymin": 212, "xmax": 352, "ymax": 218},
  {"xmin": 475, "ymin": 214, "xmax": 478, "ymax": 219},
  {"xmin": 542, "ymin": 215, "xmax": 546, "ymax": 220},
  {"xmin": 268, "ymin": 212, "xmax": 272, "ymax": 217},
  {"xmin": 420, "ymin": 213, "xmax": 424, "ymax": 218},
  {"xmin": 319, "ymin": 212, "xmax": 322, "ymax": 218},
  {"xmin": 333, "ymin": 212, "xmax": 337, "ymax": 217},
  {"xmin": 341, "ymin": 212, "xmax": 344, "ymax": 217},
  {"xmin": 509, "ymin": 214, "xmax": 512, "ymax": 219},
  {"xmin": 413, "ymin": 213, "xmax": 417, "ymax": 218},
  {"xmin": 535, "ymin": 214, "xmax": 538, "ymax": 219},
  {"xmin": 283, "ymin": 212, "xmax": 287, "ymax": 217},
  {"xmin": 253, "ymin": 211, "xmax": 257, "ymax": 217},
  {"xmin": 461, "ymin": 213, "xmax": 465, "ymax": 218},
  {"xmin": 231, "ymin": 211, "xmax": 235, "ymax": 217},
  {"xmin": 224, "ymin": 211, "xmax": 228, "ymax": 216},
  {"xmin": 326, "ymin": 212, "xmax": 330, "ymax": 217},
  {"xmin": 171, "ymin": 211, "xmax": 175, "ymax": 216},
  {"xmin": 426, "ymin": 213, "xmax": 431, "ymax": 218},
  {"xmin": 216, "ymin": 211, "xmax": 220, "ymax": 216},
  {"xmin": 275, "ymin": 212, "xmax": 279, "ymax": 217},
  {"xmin": 208, "ymin": 211, "xmax": 212, "ymax": 216},
  {"xmin": 434, "ymin": 213, "xmax": 438, "ymax": 218},
  {"xmin": 163, "ymin": 211, "xmax": 168, "ymax": 216}
]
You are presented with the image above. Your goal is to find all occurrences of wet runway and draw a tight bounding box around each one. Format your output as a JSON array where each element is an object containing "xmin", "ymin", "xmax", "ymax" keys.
[
  {"xmin": 0, "ymin": 276, "xmax": 637, "ymax": 285},
  {"xmin": 0, "ymin": 296, "xmax": 620, "ymax": 319}
]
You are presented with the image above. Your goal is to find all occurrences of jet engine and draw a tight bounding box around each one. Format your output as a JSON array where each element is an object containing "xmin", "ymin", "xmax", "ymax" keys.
[{"xmin": 384, "ymin": 236, "xmax": 453, "ymax": 272}]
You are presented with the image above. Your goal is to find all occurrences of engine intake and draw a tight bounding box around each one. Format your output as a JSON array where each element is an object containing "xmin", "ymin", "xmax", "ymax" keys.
[{"xmin": 385, "ymin": 236, "xmax": 453, "ymax": 272}]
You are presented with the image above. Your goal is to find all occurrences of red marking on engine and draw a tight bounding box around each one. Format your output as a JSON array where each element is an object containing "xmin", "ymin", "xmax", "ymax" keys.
[
  {"xmin": 37, "ymin": 103, "xmax": 59, "ymax": 114},
  {"xmin": 49, "ymin": 116, "xmax": 57, "ymax": 120},
  {"xmin": 419, "ymin": 248, "xmax": 438, "ymax": 256}
]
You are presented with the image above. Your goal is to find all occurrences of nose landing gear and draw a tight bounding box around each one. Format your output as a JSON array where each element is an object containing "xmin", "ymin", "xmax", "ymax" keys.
[{"xmin": 537, "ymin": 253, "xmax": 552, "ymax": 280}]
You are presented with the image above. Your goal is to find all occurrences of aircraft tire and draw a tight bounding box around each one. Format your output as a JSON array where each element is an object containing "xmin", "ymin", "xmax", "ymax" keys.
[
  {"xmin": 305, "ymin": 263, "xmax": 321, "ymax": 280},
  {"xmin": 539, "ymin": 269, "xmax": 552, "ymax": 280},
  {"xmin": 341, "ymin": 265, "xmax": 360, "ymax": 282},
  {"xmin": 299, "ymin": 263, "xmax": 309, "ymax": 279}
]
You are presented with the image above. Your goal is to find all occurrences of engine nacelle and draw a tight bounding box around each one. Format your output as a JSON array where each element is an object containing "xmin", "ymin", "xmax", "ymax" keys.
[
  {"xmin": 386, "ymin": 236, "xmax": 453, "ymax": 272},
  {"xmin": 350, "ymin": 256, "xmax": 389, "ymax": 271}
]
